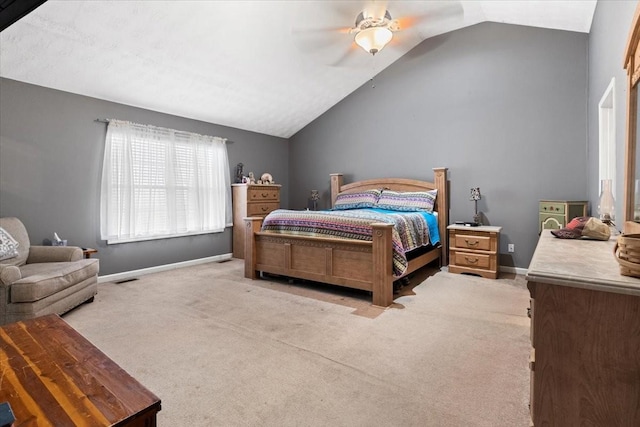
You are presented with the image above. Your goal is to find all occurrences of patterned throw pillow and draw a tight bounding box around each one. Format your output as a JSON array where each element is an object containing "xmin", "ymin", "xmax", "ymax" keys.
[
  {"xmin": 376, "ymin": 189, "xmax": 437, "ymax": 213},
  {"xmin": 0, "ymin": 227, "xmax": 20, "ymax": 261},
  {"xmin": 333, "ymin": 189, "xmax": 382, "ymax": 210}
]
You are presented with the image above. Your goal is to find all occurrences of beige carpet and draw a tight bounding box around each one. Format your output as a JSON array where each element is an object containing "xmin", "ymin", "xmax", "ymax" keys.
[{"xmin": 64, "ymin": 259, "xmax": 531, "ymax": 426}]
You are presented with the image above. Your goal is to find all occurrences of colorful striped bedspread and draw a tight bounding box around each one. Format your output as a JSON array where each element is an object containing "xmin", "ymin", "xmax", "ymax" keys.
[{"xmin": 260, "ymin": 208, "xmax": 440, "ymax": 277}]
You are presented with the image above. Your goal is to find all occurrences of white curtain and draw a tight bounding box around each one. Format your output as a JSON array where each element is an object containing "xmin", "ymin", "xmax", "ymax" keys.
[{"xmin": 100, "ymin": 120, "xmax": 232, "ymax": 244}]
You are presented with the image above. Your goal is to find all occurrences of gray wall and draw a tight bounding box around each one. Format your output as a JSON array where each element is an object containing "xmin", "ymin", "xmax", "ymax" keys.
[
  {"xmin": 0, "ymin": 77, "xmax": 289, "ymax": 275},
  {"xmin": 2, "ymin": 6, "xmax": 633, "ymax": 274},
  {"xmin": 290, "ymin": 22, "xmax": 589, "ymax": 269},
  {"xmin": 587, "ymin": 1, "xmax": 637, "ymax": 225}
]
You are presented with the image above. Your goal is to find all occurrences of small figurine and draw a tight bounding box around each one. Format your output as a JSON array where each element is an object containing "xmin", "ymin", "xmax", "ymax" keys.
[
  {"xmin": 261, "ymin": 173, "xmax": 273, "ymax": 184},
  {"xmin": 235, "ymin": 163, "xmax": 244, "ymax": 183},
  {"xmin": 248, "ymin": 172, "xmax": 255, "ymax": 184}
]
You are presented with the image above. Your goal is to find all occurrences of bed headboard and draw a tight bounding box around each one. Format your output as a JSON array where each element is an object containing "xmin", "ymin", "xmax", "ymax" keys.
[{"xmin": 329, "ymin": 168, "xmax": 449, "ymax": 265}]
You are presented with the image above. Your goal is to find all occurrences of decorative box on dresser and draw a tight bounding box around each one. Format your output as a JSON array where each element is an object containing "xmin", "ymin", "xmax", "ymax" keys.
[
  {"xmin": 447, "ymin": 225, "xmax": 501, "ymax": 279},
  {"xmin": 232, "ymin": 184, "xmax": 281, "ymax": 259},
  {"xmin": 538, "ymin": 200, "xmax": 588, "ymax": 233},
  {"xmin": 526, "ymin": 231, "xmax": 640, "ymax": 426}
]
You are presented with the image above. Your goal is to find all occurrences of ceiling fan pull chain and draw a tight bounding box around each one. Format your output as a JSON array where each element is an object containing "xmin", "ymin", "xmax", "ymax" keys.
[{"xmin": 370, "ymin": 56, "xmax": 376, "ymax": 89}]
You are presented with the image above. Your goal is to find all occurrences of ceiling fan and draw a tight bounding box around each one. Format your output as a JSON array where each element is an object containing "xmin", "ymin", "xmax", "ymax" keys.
[
  {"xmin": 292, "ymin": 1, "xmax": 464, "ymax": 66},
  {"xmin": 350, "ymin": 3, "xmax": 400, "ymax": 55}
]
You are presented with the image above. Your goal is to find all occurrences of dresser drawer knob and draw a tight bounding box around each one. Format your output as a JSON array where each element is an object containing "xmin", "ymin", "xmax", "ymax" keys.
[
  {"xmin": 262, "ymin": 192, "xmax": 269, "ymax": 197},
  {"xmin": 465, "ymin": 239, "xmax": 479, "ymax": 246},
  {"xmin": 464, "ymin": 256, "xmax": 478, "ymax": 264}
]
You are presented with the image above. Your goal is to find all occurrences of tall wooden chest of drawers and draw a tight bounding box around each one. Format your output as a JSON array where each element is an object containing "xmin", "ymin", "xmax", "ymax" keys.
[
  {"xmin": 538, "ymin": 200, "xmax": 588, "ymax": 233},
  {"xmin": 447, "ymin": 225, "xmax": 501, "ymax": 279},
  {"xmin": 232, "ymin": 184, "xmax": 281, "ymax": 259}
]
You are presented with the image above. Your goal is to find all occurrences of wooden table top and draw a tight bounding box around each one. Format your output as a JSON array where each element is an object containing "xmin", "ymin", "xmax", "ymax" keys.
[{"xmin": 0, "ymin": 314, "xmax": 161, "ymax": 426}]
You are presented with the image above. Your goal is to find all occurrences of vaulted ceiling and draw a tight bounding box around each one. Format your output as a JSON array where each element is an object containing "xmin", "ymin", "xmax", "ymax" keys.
[{"xmin": 0, "ymin": 1, "xmax": 597, "ymax": 138}]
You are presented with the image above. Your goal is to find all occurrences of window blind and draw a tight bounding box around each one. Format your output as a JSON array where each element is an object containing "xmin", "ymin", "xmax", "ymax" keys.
[{"xmin": 100, "ymin": 120, "xmax": 232, "ymax": 244}]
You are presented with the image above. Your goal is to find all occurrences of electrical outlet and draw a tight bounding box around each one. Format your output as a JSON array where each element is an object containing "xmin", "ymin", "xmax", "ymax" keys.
[{"xmin": 508, "ymin": 244, "xmax": 515, "ymax": 253}]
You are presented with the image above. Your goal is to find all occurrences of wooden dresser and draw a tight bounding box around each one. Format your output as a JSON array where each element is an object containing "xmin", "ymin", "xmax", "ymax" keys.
[
  {"xmin": 447, "ymin": 225, "xmax": 501, "ymax": 279},
  {"xmin": 538, "ymin": 200, "xmax": 588, "ymax": 233},
  {"xmin": 526, "ymin": 231, "xmax": 640, "ymax": 426},
  {"xmin": 232, "ymin": 183, "xmax": 281, "ymax": 259}
]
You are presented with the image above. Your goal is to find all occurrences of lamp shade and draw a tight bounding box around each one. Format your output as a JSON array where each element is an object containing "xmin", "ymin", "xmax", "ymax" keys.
[
  {"xmin": 355, "ymin": 27, "xmax": 393, "ymax": 55},
  {"xmin": 470, "ymin": 187, "xmax": 481, "ymax": 201}
]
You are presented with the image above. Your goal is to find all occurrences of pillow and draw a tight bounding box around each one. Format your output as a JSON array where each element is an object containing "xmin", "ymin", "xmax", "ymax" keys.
[
  {"xmin": 333, "ymin": 189, "xmax": 382, "ymax": 210},
  {"xmin": 376, "ymin": 189, "xmax": 437, "ymax": 213},
  {"xmin": 0, "ymin": 227, "xmax": 20, "ymax": 261}
]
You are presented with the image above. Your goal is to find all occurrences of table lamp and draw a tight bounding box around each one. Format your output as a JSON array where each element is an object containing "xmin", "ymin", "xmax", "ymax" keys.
[
  {"xmin": 310, "ymin": 190, "xmax": 320, "ymax": 211},
  {"xmin": 470, "ymin": 187, "xmax": 481, "ymax": 225}
]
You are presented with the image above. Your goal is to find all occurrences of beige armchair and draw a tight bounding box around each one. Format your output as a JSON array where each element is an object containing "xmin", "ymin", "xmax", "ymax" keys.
[{"xmin": 0, "ymin": 217, "xmax": 99, "ymax": 325}]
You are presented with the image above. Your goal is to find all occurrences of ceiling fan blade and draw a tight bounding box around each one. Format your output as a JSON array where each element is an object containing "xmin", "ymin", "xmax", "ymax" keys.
[
  {"xmin": 290, "ymin": 1, "xmax": 364, "ymax": 56},
  {"xmin": 291, "ymin": 25, "xmax": 360, "ymax": 67},
  {"xmin": 292, "ymin": 26, "xmax": 352, "ymax": 35},
  {"xmin": 291, "ymin": 26, "xmax": 352, "ymax": 52},
  {"xmin": 329, "ymin": 44, "xmax": 360, "ymax": 67}
]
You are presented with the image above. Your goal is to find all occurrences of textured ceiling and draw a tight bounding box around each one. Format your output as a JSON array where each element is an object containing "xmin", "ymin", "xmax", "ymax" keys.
[{"xmin": 0, "ymin": 0, "xmax": 597, "ymax": 138}]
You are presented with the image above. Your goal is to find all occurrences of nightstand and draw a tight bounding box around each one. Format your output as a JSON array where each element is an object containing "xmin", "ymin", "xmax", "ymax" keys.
[{"xmin": 447, "ymin": 225, "xmax": 502, "ymax": 279}]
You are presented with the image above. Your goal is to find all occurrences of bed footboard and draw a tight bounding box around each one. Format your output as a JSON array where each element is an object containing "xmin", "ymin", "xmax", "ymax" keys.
[{"xmin": 244, "ymin": 217, "xmax": 395, "ymax": 307}]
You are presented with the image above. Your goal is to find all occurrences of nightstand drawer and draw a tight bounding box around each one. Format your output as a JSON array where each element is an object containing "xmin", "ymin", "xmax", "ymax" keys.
[
  {"xmin": 452, "ymin": 251, "xmax": 491, "ymax": 269},
  {"xmin": 540, "ymin": 214, "xmax": 564, "ymax": 230},
  {"xmin": 453, "ymin": 233, "xmax": 491, "ymax": 251},
  {"xmin": 247, "ymin": 202, "xmax": 279, "ymax": 216},
  {"xmin": 248, "ymin": 188, "xmax": 280, "ymax": 201},
  {"xmin": 540, "ymin": 202, "xmax": 565, "ymax": 214}
]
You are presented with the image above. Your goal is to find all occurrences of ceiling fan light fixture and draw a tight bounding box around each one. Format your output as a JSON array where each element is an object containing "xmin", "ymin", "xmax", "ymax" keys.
[{"xmin": 354, "ymin": 26, "xmax": 393, "ymax": 55}]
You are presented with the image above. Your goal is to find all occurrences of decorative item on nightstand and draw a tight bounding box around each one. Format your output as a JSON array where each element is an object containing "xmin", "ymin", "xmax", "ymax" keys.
[{"xmin": 470, "ymin": 187, "xmax": 481, "ymax": 225}]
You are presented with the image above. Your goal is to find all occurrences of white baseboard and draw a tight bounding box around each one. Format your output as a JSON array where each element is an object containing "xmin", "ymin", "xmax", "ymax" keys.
[
  {"xmin": 98, "ymin": 253, "xmax": 233, "ymax": 284},
  {"xmin": 499, "ymin": 265, "xmax": 528, "ymax": 275},
  {"xmin": 99, "ymin": 256, "xmax": 527, "ymax": 284},
  {"xmin": 441, "ymin": 265, "xmax": 527, "ymax": 276}
]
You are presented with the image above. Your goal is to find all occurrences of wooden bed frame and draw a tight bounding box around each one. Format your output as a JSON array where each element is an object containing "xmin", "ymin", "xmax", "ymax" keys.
[{"xmin": 243, "ymin": 168, "xmax": 449, "ymax": 307}]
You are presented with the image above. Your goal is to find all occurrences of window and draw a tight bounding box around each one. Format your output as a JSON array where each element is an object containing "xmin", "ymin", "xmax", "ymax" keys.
[
  {"xmin": 598, "ymin": 78, "xmax": 616, "ymax": 196},
  {"xmin": 100, "ymin": 120, "xmax": 231, "ymax": 244}
]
